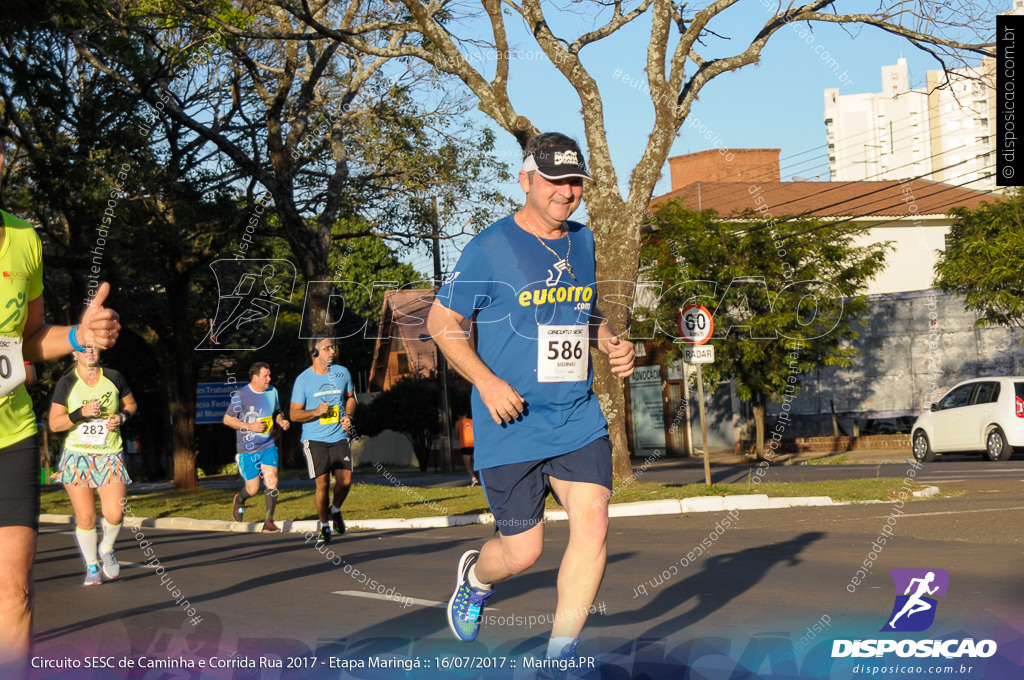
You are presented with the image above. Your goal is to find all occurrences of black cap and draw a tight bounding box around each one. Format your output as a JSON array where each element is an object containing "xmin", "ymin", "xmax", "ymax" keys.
[{"xmin": 522, "ymin": 145, "xmax": 592, "ymax": 181}]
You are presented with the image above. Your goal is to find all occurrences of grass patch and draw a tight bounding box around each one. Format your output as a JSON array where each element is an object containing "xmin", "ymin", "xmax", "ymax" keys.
[
  {"xmin": 609, "ymin": 478, "xmax": 915, "ymax": 505},
  {"xmin": 40, "ymin": 477, "xmax": 922, "ymax": 522},
  {"xmin": 806, "ymin": 453, "xmax": 851, "ymax": 466},
  {"xmin": 40, "ymin": 484, "xmax": 491, "ymax": 523}
]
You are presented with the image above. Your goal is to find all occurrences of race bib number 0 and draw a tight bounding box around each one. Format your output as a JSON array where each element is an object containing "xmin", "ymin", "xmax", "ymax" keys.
[
  {"xmin": 320, "ymin": 405, "xmax": 340, "ymax": 425},
  {"xmin": 537, "ymin": 325, "xmax": 588, "ymax": 383},
  {"xmin": 78, "ymin": 420, "xmax": 109, "ymax": 446},
  {"xmin": 0, "ymin": 336, "xmax": 27, "ymax": 398}
]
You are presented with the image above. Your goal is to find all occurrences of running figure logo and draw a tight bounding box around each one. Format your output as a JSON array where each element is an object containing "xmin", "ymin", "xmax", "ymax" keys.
[
  {"xmin": 544, "ymin": 260, "xmax": 572, "ymax": 287},
  {"xmin": 881, "ymin": 568, "xmax": 949, "ymax": 632},
  {"xmin": 195, "ymin": 259, "xmax": 296, "ymax": 351}
]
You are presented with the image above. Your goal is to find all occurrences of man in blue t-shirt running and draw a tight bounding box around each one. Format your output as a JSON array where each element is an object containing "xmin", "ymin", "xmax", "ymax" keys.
[
  {"xmin": 428, "ymin": 132, "xmax": 635, "ymax": 662},
  {"xmin": 223, "ymin": 362, "xmax": 290, "ymax": 533},
  {"xmin": 290, "ymin": 338, "xmax": 356, "ymax": 544}
]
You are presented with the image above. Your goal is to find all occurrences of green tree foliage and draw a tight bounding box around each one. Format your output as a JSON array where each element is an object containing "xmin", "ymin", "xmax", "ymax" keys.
[
  {"xmin": 0, "ymin": 21, "xmax": 242, "ymax": 488},
  {"xmin": 638, "ymin": 201, "xmax": 890, "ymax": 456},
  {"xmin": 63, "ymin": 1, "xmax": 515, "ymax": 296},
  {"xmin": 319, "ymin": 216, "xmax": 429, "ymax": 376},
  {"xmin": 356, "ymin": 377, "xmax": 471, "ymax": 471},
  {"xmin": 934, "ymin": 192, "xmax": 1023, "ymax": 330},
  {"xmin": 355, "ymin": 377, "xmax": 453, "ymax": 471},
  {"xmin": 2, "ymin": 3, "xmax": 513, "ymax": 488}
]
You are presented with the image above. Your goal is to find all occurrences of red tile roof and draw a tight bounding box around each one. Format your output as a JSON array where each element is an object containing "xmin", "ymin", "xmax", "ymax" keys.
[{"xmin": 651, "ymin": 179, "xmax": 997, "ymax": 218}]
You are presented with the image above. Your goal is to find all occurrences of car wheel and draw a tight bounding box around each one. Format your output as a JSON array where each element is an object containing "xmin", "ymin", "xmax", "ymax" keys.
[
  {"xmin": 912, "ymin": 430, "xmax": 934, "ymax": 462},
  {"xmin": 984, "ymin": 427, "xmax": 1012, "ymax": 462}
]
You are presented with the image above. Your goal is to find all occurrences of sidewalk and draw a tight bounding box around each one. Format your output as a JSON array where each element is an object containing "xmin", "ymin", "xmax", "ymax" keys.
[
  {"xmin": 672, "ymin": 446, "xmax": 917, "ymax": 468},
  {"xmin": 39, "ymin": 445, "xmax": 934, "ymax": 535}
]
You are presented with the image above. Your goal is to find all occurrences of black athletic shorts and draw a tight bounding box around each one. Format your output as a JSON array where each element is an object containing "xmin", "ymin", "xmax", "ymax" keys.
[
  {"xmin": 479, "ymin": 436, "xmax": 612, "ymax": 537},
  {"xmin": 302, "ymin": 439, "xmax": 352, "ymax": 478},
  {"xmin": 0, "ymin": 435, "xmax": 41, "ymax": 530}
]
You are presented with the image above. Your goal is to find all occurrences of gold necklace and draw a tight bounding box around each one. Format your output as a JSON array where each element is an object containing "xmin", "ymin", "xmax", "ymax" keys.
[{"xmin": 522, "ymin": 213, "xmax": 577, "ymax": 281}]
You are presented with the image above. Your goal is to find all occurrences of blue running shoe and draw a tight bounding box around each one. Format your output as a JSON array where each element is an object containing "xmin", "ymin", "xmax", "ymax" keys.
[
  {"xmin": 539, "ymin": 638, "xmax": 581, "ymax": 680},
  {"xmin": 447, "ymin": 550, "xmax": 493, "ymax": 642}
]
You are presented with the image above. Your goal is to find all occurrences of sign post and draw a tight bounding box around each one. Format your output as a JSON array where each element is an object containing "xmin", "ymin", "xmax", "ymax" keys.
[{"xmin": 678, "ymin": 305, "xmax": 715, "ymax": 486}]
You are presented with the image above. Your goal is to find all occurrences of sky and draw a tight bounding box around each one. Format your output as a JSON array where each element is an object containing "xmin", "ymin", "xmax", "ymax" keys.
[{"xmin": 407, "ymin": 0, "xmax": 1001, "ymax": 275}]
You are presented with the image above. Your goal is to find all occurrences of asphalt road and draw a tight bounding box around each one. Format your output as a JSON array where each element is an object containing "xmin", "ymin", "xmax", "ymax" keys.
[
  {"xmin": 28, "ymin": 476, "xmax": 1024, "ymax": 680},
  {"xmin": 123, "ymin": 456, "xmax": 1024, "ymax": 497}
]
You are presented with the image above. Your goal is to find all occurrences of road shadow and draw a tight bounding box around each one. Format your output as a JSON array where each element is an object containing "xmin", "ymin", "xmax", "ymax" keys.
[{"xmin": 591, "ymin": 531, "xmax": 826, "ymax": 639}]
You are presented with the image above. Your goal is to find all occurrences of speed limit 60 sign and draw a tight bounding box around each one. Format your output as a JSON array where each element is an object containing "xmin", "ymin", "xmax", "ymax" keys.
[{"xmin": 678, "ymin": 305, "xmax": 714, "ymax": 345}]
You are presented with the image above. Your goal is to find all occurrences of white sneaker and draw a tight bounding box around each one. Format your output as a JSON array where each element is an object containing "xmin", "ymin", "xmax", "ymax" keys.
[
  {"xmin": 99, "ymin": 546, "xmax": 120, "ymax": 580},
  {"xmin": 83, "ymin": 563, "xmax": 102, "ymax": 586}
]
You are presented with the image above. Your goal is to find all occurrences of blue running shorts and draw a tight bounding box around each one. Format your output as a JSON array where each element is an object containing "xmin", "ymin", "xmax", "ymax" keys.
[
  {"xmin": 236, "ymin": 446, "xmax": 279, "ymax": 481},
  {"xmin": 479, "ymin": 436, "xmax": 612, "ymax": 536}
]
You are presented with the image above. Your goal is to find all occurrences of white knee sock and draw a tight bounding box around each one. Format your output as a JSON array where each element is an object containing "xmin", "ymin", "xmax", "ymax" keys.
[
  {"xmin": 100, "ymin": 518, "xmax": 122, "ymax": 552},
  {"xmin": 76, "ymin": 527, "xmax": 98, "ymax": 565}
]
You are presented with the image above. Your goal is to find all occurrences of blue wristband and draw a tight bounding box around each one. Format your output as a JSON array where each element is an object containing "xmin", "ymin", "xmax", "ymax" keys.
[{"xmin": 69, "ymin": 325, "xmax": 87, "ymax": 352}]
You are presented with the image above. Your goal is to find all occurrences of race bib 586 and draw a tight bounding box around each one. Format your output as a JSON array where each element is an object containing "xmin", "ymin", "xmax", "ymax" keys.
[{"xmin": 537, "ymin": 325, "xmax": 588, "ymax": 383}]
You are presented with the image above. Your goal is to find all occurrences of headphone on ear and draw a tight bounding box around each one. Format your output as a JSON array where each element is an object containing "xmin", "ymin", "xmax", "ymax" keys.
[{"xmin": 309, "ymin": 340, "xmax": 319, "ymax": 358}]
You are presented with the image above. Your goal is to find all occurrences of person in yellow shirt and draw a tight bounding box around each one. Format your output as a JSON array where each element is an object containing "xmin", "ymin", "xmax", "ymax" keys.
[
  {"xmin": 49, "ymin": 347, "xmax": 137, "ymax": 586},
  {"xmin": 0, "ymin": 124, "xmax": 121, "ymax": 672}
]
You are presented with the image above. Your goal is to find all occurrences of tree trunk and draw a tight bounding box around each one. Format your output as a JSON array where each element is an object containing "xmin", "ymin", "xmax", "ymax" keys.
[
  {"xmin": 752, "ymin": 397, "xmax": 766, "ymax": 460},
  {"xmin": 168, "ymin": 277, "xmax": 199, "ymax": 490},
  {"xmin": 588, "ymin": 188, "xmax": 641, "ymax": 481},
  {"xmin": 171, "ymin": 399, "xmax": 197, "ymax": 491}
]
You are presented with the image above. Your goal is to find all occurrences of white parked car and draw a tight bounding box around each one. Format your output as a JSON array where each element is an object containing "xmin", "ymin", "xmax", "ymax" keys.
[{"xmin": 911, "ymin": 377, "xmax": 1024, "ymax": 462}]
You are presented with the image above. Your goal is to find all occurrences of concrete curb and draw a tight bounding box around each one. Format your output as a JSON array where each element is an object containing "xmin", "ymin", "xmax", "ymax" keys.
[
  {"xmin": 831, "ymin": 485, "xmax": 941, "ymax": 505},
  {"xmin": 38, "ymin": 490, "xmax": 892, "ymax": 534}
]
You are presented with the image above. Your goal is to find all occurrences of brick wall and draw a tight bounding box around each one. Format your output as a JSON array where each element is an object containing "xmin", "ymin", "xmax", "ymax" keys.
[
  {"xmin": 791, "ymin": 434, "xmax": 912, "ymax": 453},
  {"xmin": 668, "ymin": 148, "xmax": 781, "ymax": 190},
  {"xmin": 739, "ymin": 434, "xmax": 912, "ymax": 455}
]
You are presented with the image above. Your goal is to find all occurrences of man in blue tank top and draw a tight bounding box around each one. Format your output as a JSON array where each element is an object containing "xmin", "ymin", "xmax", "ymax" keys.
[{"xmin": 428, "ymin": 133, "xmax": 635, "ymax": 662}]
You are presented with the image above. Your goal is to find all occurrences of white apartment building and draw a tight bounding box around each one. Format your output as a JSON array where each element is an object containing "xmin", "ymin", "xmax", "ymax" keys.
[
  {"xmin": 825, "ymin": 58, "xmax": 997, "ymax": 192},
  {"xmin": 926, "ymin": 62, "xmax": 996, "ymax": 190}
]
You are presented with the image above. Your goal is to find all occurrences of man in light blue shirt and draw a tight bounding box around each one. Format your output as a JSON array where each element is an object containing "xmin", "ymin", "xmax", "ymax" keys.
[
  {"xmin": 290, "ymin": 338, "xmax": 356, "ymax": 543},
  {"xmin": 428, "ymin": 133, "xmax": 635, "ymax": 661}
]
